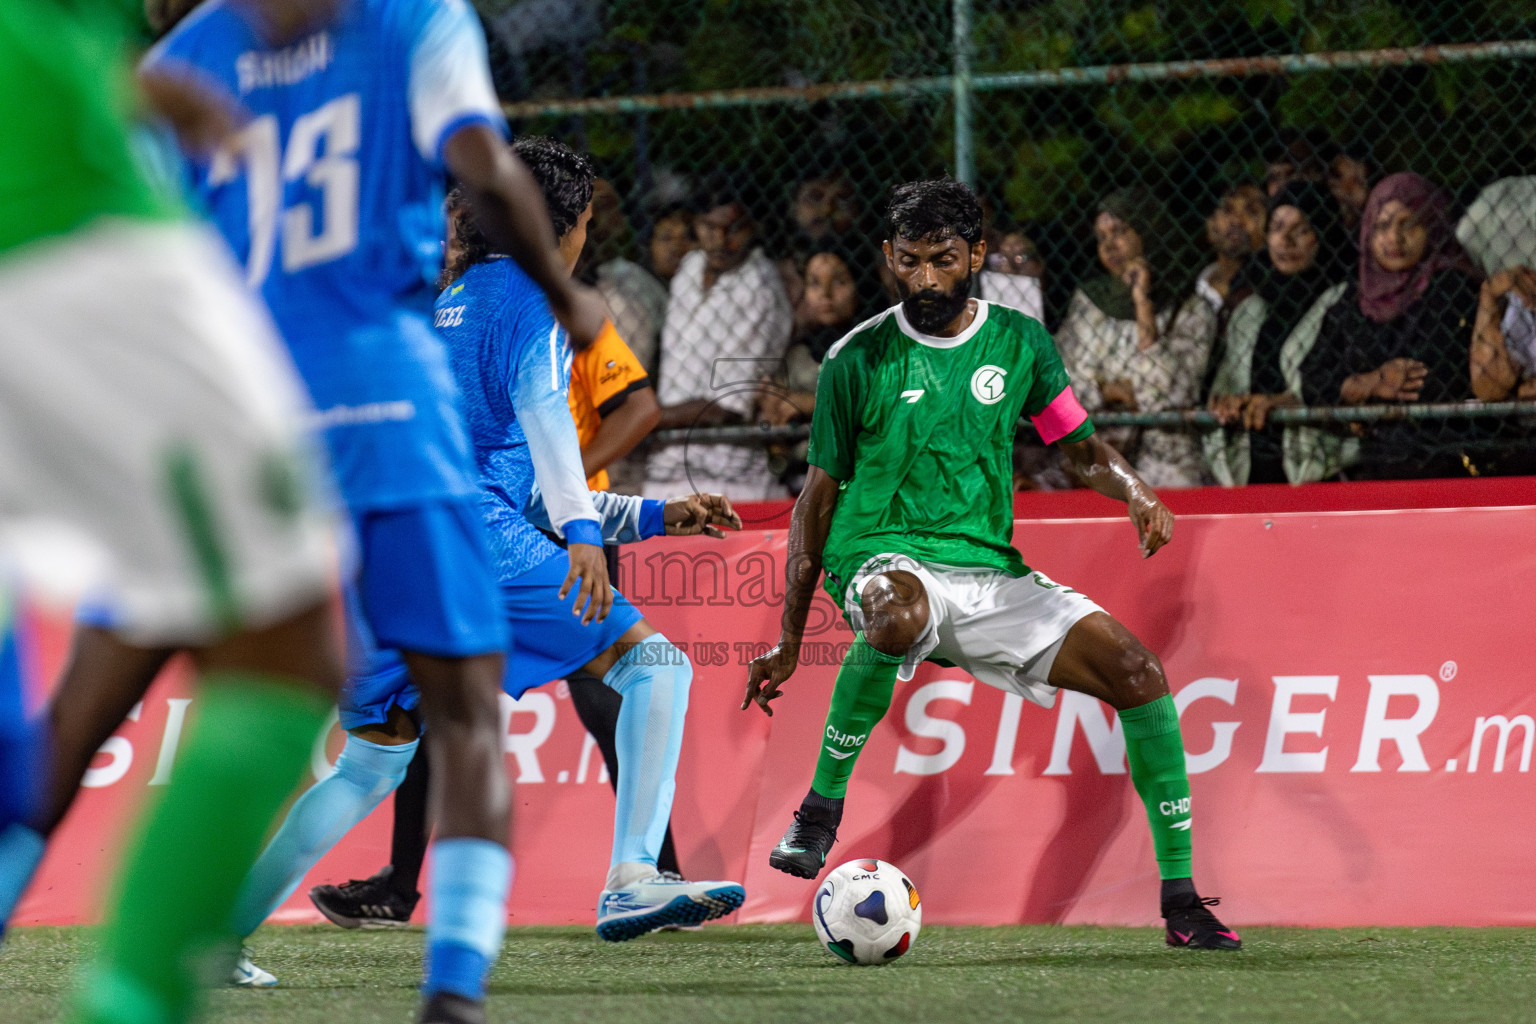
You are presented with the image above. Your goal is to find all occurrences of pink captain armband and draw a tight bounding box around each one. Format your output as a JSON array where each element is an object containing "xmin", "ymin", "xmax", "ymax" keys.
[{"xmin": 1030, "ymin": 386, "xmax": 1089, "ymax": 444}]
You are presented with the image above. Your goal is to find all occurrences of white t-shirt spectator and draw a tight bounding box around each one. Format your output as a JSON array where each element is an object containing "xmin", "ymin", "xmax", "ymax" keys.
[
  {"xmin": 595, "ymin": 257, "xmax": 669, "ymax": 496},
  {"xmin": 978, "ymin": 270, "xmax": 1044, "ymax": 323},
  {"xmin": 645, "ymin": 247, "xmax": 792, "ymax": 500},
  {"xmin": 596, "ymin": 257, "xmax": 668, "ymax": 375}
]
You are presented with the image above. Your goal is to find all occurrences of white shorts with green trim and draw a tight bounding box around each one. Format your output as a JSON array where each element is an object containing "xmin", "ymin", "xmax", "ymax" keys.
[
  {"xmin": 842, "ymin": 553, "xmax": 1104, "ymax": 709},
  {"xmin": 0, "ymin": 219, "xmax": 342, "ymax": 646}
]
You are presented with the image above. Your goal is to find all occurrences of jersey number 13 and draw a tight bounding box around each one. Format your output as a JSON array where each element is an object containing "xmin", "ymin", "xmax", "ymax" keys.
[{"xmin": 209, "ymin": 93, "xmax": 362, "ymax": 286}]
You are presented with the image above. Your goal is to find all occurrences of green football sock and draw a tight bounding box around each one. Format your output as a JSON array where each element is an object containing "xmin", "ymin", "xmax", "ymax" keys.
[
  {"xmin": 809, "ymin": 633, "xmax": 904, "ymax": 800},
  {"xmin": 71, "ymin": 675, "xmax": 329, "ymax": 1024},
  {"xmin": 1119, "ymin": 694, "xmax": 1193, "ymax": 880}
]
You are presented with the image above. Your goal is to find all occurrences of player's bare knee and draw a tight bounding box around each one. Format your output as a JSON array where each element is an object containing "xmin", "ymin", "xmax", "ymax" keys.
[
  {"xmin": 860, "ymin": 570, "xmax": 929, "ymax": 658},
  {"xmin": 1108, "ymin": 645, "xmax": 1168, "ymax": 709}
]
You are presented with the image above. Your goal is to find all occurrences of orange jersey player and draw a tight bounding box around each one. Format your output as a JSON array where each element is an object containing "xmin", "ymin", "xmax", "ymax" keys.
[{"xmin": 569, "ymin": 319, "xmax": 661, "ymax": 491}]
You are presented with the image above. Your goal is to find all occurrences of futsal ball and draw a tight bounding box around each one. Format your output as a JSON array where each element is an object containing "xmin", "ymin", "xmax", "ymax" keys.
[{"xmin": 811, "ymin": 859, "xmax": 922, "ymax": 965}]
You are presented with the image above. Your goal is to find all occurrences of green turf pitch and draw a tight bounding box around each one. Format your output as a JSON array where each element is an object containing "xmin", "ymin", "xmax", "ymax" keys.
[{"xmin": 5, "ymin": 924, "xmax": 1536, "ymax": 1023}]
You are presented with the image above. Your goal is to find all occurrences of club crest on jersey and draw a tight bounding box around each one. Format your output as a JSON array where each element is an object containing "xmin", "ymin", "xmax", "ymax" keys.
[{"xmin": 970, "ymin": 365, "xmax": 1007, "ymax": 405}]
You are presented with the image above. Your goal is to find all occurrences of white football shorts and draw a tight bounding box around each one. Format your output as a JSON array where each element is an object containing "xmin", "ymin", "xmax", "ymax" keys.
[
  {"xmin": 842, "ymin": 553, "xmax": 1105, "ymax": 708},
  {"xmin": 0, "ymin": 218, "xmax": 342, "ymax": 646}
]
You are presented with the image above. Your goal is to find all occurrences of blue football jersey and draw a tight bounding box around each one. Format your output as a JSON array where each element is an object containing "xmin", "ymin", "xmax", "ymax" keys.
[
  {"xmin": 146, "ymin": 0, "xmax": 507, "ymax": 509},
  {"xmin": 433, "ymin": 257, "xmax": 601, "ymax": 580}
]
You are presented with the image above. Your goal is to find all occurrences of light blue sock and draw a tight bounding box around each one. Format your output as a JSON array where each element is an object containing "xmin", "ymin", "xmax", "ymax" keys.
[
  {"xmin": 603, "ymin": 634, "xmax": 692, "ymax": 871},
  {"xmin": 231, "ymin": 734, "xmax": 417, "ymax": 937},
  {"xmin": 424, "ymin": 837, "xmax": 511, "ymax": 1001},
  {"xmin": 0, "ymin": 823, "xmax": 46, "ymax": 939}
]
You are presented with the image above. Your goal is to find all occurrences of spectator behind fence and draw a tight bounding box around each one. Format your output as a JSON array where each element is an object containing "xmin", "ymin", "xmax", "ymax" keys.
[
  {"xmin": 1458, "ymin": 177, "xmax": 1536, "ymax": 401},
  {"xmin": 645, "ymin": 182, "xmax": 792, "ymax": 501},
  {"xmin": 1056, "ymin": 187, "xmax": 1217, "ymax": 488},
  {"xmin": 581, "ymin": 181, "xmax": 669, "ymax": 375},
  {"xmin": 1323, "ymin": 140, "xmax": 1374, "ymax": 231},
  {"xmin": 1205, "ymin": 181, "xmax": 1355, "ymax": 485},
  {"xmin": 1198, "ymin": 183, "xmax": 1268, "ymax": 309},
  {"xmin": 1300, "ymin": 172, "xmax": 1503, "ymax": 479},
  {"xmin": 1193, "ymin": 182, "xmax": 1266, "ymax": 405},
  {"xmin": 1263, "ymin": 127, "xmax": 1329, "ymax": 197},
  {"xmin": 791, "ymin": 171, "xmax": 859, "ymax": 250},
  {"xmin": 779, "ymin": 170, "xmax": 862, "ymax": 327},
  {"xmin": 579, "ymin": 182, "xmax": 671, "ymax": 494},
  {"xmin": 647, "ymin": 202, "xmax": 697, "ymax": 284},
  {"xmin": 759, "ymin": 246, "xmax": 867, "ymax": 492},
  {"xmin": 978, "ymin": 223, "xmax": 1045, "ymax": 322}
]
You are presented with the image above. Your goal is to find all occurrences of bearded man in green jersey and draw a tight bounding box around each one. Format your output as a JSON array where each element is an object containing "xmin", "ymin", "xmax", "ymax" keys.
[{"xmin": 742, "ymin": 178, "xmax": 1239, "ymax": 950}]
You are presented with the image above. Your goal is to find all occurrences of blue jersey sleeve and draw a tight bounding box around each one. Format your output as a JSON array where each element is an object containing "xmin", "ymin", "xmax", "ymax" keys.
[
  {"xmin": 523, "ymin": 490, "xmax": 665, "ymax": 544},
  {"xmin": 401, "ymin": 0, "xmax": 508, "ymax": 167},
  {"xmin": 499, "ymin": 288, "xmax": 600, "ymax": 541}
]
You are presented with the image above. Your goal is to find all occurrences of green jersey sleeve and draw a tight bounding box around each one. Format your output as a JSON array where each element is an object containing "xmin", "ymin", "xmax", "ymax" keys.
[
  {"xmin": 806, "ymin": 341, "xmax": 864, "ymax": 481},
  {"xmin": 1018, "ymin": 317, "xmax": 1094, "ymax": 444}
]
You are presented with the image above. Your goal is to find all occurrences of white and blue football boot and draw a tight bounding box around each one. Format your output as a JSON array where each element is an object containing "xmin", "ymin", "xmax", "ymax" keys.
[
  {"xmin": 595, "ymin": 872, "xmax": 746, "ymax": 942},
  {"xmin": 229, "ymin": 948, "xmax": 277, "ymax": 987}
]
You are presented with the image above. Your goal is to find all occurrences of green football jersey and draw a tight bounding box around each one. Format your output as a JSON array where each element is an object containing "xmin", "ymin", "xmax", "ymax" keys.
[
  {"xmin": 808, "ymin": 300, "xmax": 1094, "ymax": 603},
  {"xmin": 0, "ymin": 0, "xmax": 175, "ymax": 257}
]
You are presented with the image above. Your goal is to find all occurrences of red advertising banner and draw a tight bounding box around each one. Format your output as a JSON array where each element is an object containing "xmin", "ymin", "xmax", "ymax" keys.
[{"xmin": 14, "ymin": 502, "xmax": 1536, "ymax": 930}]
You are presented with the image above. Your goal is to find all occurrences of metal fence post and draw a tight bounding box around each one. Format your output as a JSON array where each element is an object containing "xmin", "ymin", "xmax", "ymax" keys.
[{"xmin": 952, "ymin": 0, "xmax": 974, "ymax": 187}]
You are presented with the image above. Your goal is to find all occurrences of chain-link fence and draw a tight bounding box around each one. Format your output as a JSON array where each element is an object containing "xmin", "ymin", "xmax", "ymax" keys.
[{"xmin": 476, "ymin": 0, "xmax": 1536, "ymax": 496}]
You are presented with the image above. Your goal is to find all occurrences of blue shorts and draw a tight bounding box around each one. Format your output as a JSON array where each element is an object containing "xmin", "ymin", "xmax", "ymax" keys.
[
  {"xmin": 336, "ymin": 498, "xmax": 505, "ymax": 731},
  {"xmin": 338, "ymin": 584, "xmax": 422, "ymax": 730},
  {"xmin": 338, "ymin": 551, "xmax": 643, "ymax": 731},
  {"xmin": 352, "ymin": 499, "xmax": 506, "ymax": 659},
  {"xmin": 494, "ymin": 554, "xmax": 643, "ymax": 699}
]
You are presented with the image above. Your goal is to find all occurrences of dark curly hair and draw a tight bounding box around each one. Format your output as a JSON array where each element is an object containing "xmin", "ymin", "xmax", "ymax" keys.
[
  {"xmin": 438, "ymin": 136, "xmax": 596, "ymax": 289},
  {"xmin": 513, "ymin": 135, "xmax": 596, "ymax": 239},
  {"xmin": 439, "ymin": 186, "xmax": 491, "ymax": 289},
  {"xmin": 885, "ymin": 178, "xmax": 983, "ymax": 247}
]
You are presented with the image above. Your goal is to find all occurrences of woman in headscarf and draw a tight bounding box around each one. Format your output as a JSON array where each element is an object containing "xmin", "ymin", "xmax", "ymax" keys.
[
  {"xmin": 1056, "ymin": 187, "xmax": 1217, "ymax": 488},
  {"xmin": 1299, "ymin": 171, "xmax": 1494, "ymax": 479},
  {"xmin": 1204, "ymin": 181, "xmax": 1354, "ymax": 485}
]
